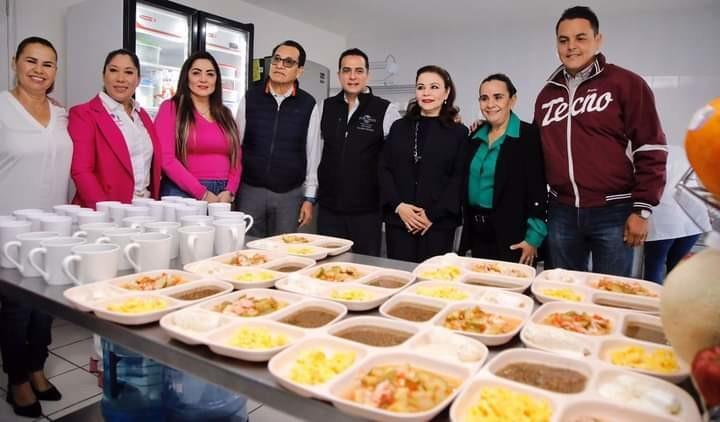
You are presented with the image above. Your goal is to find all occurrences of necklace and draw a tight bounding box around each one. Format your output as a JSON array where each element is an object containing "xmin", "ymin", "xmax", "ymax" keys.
[{"xmin": 412, "ymin": 121, "xmax": 422, "ymax": 164}]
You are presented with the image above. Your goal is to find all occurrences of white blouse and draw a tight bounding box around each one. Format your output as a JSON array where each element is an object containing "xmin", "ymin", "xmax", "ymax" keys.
[
  {"xmin": 0, "ymin": 90, "xmax": 73, "ymax": 215},
  {"xmin": 99, "ymin": 92, "xmax": 153, "ymax": 197}
]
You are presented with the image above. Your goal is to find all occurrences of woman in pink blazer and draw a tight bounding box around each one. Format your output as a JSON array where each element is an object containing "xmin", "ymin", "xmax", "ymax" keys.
[{"xmin": 69, "ymin": 49, "xmax": 162, "ymax": 209}]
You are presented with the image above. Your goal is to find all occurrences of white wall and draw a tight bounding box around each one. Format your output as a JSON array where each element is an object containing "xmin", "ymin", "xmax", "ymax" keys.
[
  {"xmin": 348, "ymin": 3, "xmax": 720, "ymax": 146},
  {"xmin": 8, "ymin": 0, "xmax": 345, "ymax": 104}
]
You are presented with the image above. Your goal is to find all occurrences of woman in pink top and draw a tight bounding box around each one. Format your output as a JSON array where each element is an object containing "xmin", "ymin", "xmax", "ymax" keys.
[{"xmin": 155, "ymin": 51, "xmax": 241, "ymax": 202}]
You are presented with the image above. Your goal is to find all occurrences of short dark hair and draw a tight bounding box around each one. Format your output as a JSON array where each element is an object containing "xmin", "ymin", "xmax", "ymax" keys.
[
  {"xmin": 14, "ymin": 36, "xmax": 58, "ymax": 94},
  {"xmin": 556, "ymin": 6, "xmax": 600, "ymax": 35},
  {"xmin": 480, "ymin": 73, "xmax": 517, "ymax": 97},
  {"xmin": 272, "ymin": 40, "xmax": 306, "ymax": 67},
  {"xmin": 103, "ymin": 49, "xmax": 141, "ymax": 77},
  {"xmin": 338, "ymin": 48, "xmax": 369, "ymax": 71}
]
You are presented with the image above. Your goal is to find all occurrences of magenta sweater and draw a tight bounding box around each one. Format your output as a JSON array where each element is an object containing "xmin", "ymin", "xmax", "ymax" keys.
[{"xmin": 155, "ymin": 100, "xmax": 241, "ymax": 199}]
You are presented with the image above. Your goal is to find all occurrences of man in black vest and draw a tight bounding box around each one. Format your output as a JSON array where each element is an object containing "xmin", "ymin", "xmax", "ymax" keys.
[
  {"xmin": 317, "ymin": 48, "xmax": 401, "ymax": 255},
  {"xmin": 235, "ymin": 40, "xmax": 321, "ymax": 237}
]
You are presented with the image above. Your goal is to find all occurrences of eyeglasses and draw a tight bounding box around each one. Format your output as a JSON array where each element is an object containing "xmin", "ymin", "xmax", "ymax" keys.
[{"xmin": 271, "ymin": 55, "xmax": 299, "ymax": 68}]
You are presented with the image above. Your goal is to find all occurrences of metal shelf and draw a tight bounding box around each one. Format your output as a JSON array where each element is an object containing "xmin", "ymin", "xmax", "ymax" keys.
[{"xmin": 674, "ymin": 168, "xmax": 720, "ymax": 231}]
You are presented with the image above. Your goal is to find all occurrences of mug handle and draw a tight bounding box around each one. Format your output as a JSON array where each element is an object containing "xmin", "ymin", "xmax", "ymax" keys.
[
  {"xmin": 28, "ymin": 247, "xmax": 49, "ymax": 281},
  {"xmin": 243, "ymin": 215, "xmax": 254, "ymax": 233},
  {"xmin": 3, "ymin": 240, "xmax": 22, "ymax": 271},
  {"xmin": 62, "ymin": 254, "xmax": 83, "ymax": 285},
  {"xmin": 187, "ymin": 235, "xmax": 198, "ymax": 262},
  {"xmin": 96, "ymin": 236, "xmax": 111, "ymax": 244},
  {"xmin": 73, "ymin": 230, "xmax": 87, "ymax": 239},
  {"xmin": 124, "ymin": 242, "xmax": 141, "ymax": 272}
]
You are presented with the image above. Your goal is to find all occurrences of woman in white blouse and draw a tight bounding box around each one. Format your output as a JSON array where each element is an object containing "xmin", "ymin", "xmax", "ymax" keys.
[
  {"xmin": 68, "ymin": 49, "xmax": 162, "ymax": 208},
  {"xmin": 0, "ymin": 36, "xmax": 71, "ymax": 418}
]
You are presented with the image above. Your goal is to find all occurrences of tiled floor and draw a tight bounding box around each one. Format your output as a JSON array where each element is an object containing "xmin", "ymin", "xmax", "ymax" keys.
[{"xmin": 0, "ymin": 319, "xmax": 297, "ymax": 421}]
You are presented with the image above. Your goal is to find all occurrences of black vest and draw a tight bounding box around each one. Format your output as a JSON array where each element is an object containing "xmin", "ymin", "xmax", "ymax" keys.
[
  {"xmin": 242, "ymin": 81, "xmax": 316, "ymax": 193},
  {"xmin": 318, "ymin": 91, "xmax": 390, "ymax": 212}
]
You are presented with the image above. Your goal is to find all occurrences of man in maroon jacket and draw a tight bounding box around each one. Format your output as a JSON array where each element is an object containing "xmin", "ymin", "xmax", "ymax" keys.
[{"xmin": 534, "ymin": 6, "xmax": 667, "ymax": 276}]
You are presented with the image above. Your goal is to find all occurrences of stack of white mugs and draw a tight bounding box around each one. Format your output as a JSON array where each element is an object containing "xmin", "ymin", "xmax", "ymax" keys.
[{"xmin": 0, "ymin": 197, "xmax": 254, "ymax": 286}]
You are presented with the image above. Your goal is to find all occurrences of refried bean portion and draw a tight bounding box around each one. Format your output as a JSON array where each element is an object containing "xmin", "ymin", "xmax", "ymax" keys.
[{"xmin": 495, "ymin": 362, "xmax": 587, "ymax": 394}]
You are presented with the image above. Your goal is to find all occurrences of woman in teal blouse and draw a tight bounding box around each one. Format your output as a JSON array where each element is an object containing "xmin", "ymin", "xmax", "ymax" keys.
[{"xmin": 459, "ymin": 74, "xmax": 547, "ymax": 265}]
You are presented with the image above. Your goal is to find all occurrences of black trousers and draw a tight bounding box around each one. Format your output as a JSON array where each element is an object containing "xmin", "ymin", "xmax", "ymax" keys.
[
  {"xmin": 0, "ymin": 294, "xmax": 53, "ymax": 385},
  {"xmin": 468, "ymin": 209, "xmax": 521, "ymax": 263},
  {"xmin": 318, "ymin": 207, "xmax": 382, "ymax": 256},
  {"xmin": 385, "ymin": 224, "xmax": 455, "ymax": 263}
]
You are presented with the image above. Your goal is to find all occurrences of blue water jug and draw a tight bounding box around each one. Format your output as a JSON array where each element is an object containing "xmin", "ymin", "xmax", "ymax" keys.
[
  {"xmin": 101, "ymin": 339, "xmax": 166, "ymax": 422},
  {"xmin": 163, "ymin": 367, "xmax": 247, "ymax": 422}
]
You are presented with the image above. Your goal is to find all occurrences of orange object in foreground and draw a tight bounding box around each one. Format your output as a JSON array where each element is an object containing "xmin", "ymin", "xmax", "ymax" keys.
[{"xmin": 685, "ymin": 97, "xmax": 720, "ymax": 197}]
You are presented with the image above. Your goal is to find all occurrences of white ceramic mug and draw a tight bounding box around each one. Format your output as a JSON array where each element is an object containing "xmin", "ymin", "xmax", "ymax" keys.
[
  {"xmin": 40, "ymin": 215, "xmax": 73, "ymax": 236},
  {"xmin": 124, "ymin": 232, "xmax": 172, "ymax": 272},
  {"xmin": 96, "ymin": 227, "xmax": 142, "ymax": 271},
  {"xmin": 122, "ymin": 216, "xmax": 158, "ymax": 230},
  {"xmin": 27, "ymin": 212, "xmax": 56, "ymax": 231},
  {"xmin": 161, "ymin": 196, "xmax": 184, "ymax": 203},
  {"xmin": 207, "ymin": 202, "xmax": 231, "ymax": 217},
  {"xmin": 213, "ymin": 212, "xmax": 254, "ymax": 233},
  {"xmin": 3, "ymin": 231, "xmax": 60, "ymax": 277},
  {"xmin": 13, "ymin": 209, "xmax": 46, "ymax": 220},
  {"xmin": 73, "ymin": 222, "xmax": 118, "ymax": 243},
  {"xmin": 96, "ymin": 201, "xmax": 121, "ymax": 216},
  {"xmin": 131, "ymin": 198, "xmax": 155, "ymax": 207},
  {"xmin": 174, "ymin": 205, "xmax": 197, "ymax": 221},
  {"xmin": 125, "ymin": 205, "xmax": 150, "ymax": 218},
  {"xmin": 62, "ymin": 243, "xmax": 119, "ymax": 285},
  {"xmin": 0, "ymin": 220, "xmax": 32, "ymax": 268},
  {"xmin": 76, "ymin": 210, "xmax": 108, "ymax": 225},
  {"xmin": 28, "ymin": 236, "xmax": 87, "ymax": 285},
  {"xmin": 162, "ymin": 202, "xmax": 184, "ymax": 222},
  {"xmin": 53, "ymin": 204, "xmax": 81, "ymax": 215},
  {"xmin": 213, "ymin": 219, "xmax": 248, "ymax": 255},
  {"xmin": 193, "ymin": 200, "xmax": 208, "ymax": 216},
  {"xmin": 109, "ymin": 203, "xmax": 130, "ymax": 223},
  {"xmin": 144, "ymin": 221, "xmax": 181, "ymax": 259},
  {"xmin": 178, "ymin": 225, "xmax": 215, "ymax": 265},
  {"xmin": 180, "ymin": 215, "xmax": 213, "ymax": 227},
  {"xmin": 148, "ymin": 201, "xmax": 165, "ymax": 220}
]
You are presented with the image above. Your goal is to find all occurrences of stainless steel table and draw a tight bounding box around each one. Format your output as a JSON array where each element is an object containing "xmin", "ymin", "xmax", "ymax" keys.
[
  {"xmin": 0, "ymin": 252, "xmax": 459, "ymax": 421},
  {"xmin": 2, "ymin": 253, "xmax": 698, "ymax": 421}
]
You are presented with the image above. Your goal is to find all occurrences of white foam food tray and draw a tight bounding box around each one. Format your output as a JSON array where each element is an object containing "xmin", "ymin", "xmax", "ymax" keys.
[
  {"xmin": 160, "ymin": 289, "xmax": 349, "ymax": 361},
  {"xmin": 531, "ymin": 268, "xmax": 662, "ymax": 314},
  {"xmin": 246, "ymin": 233, "xmax": 353, "ymax": 258},
  {"xmin": 449, "ymin": 348, "xmax": 701, "ymax": 422},
  {"xmin": 413, "ymin": 253, "xmax": 535, "ymax": 292},
  {"xmin": 274, "ymin": 262, "xmax": 416, "ymax": 311},
  {"xmin": 520, "ymin": 301, "xmax": 689, "ymax": 383}
]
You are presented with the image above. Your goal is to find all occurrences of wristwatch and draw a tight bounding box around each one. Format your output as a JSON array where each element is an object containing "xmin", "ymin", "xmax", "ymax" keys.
[{"xmin": 633, "ymin": 209, "xmax": 652, "ymax": 220}]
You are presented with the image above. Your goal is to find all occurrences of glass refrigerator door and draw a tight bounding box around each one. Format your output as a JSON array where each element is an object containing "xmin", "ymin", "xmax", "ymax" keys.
[
  {"xmin": 203, "ymin": 22, "xmax": 250, "ymax": 116},
  {"xmin": 134, "ymin": 2, "xmax": 191, "ymax": 115}
]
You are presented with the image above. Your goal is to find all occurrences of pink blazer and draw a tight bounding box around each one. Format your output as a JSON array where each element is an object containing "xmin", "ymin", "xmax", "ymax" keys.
[{"xmin": 68, "ymin": 95, "xmax": 162, "ymax": 209}]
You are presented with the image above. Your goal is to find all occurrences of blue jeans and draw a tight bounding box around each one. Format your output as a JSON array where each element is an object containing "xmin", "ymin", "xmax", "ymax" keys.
[
  {"xmin": 160, "ymin": 178, "xmax": 228, "ymax": 198},
  {"xmin": 643, "ymin": 234, "xmax": 700, "ymax": 284},
  {"xmin": 547, "ymin": 201, "xmax": 633, "ymax": 276}
]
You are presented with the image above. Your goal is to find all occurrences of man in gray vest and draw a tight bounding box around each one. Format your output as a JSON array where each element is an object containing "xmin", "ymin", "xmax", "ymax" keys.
[
  {"xmin": 317, "ymin": 48, "xmax": 401, "ymax": 255},
  {"xmin": 235, "ymin": 40, "xmax": 320, "ymax": 237}
]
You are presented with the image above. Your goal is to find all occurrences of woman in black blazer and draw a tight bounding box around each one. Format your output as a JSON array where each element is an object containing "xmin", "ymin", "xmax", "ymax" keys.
[
  {"xmin": 459, "ymin": 73, "xmax": 547, "ymax": 265},
  {"xmin": 379, "ymin": 65, "xmax": 468, "ymax": 262}
]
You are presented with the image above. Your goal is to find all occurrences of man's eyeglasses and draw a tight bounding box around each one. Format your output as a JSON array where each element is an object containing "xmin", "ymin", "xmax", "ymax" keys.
[{"xmin": 271, "ymin": 55, "xmax": 299, "ymax": 68}]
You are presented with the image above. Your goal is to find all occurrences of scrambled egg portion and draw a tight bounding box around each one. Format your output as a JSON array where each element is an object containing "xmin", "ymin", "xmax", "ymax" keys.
[
  {"xmin": 609, "ymin": 345, "xmax": 679, "ymax": 374},
  {"xmin": 227, "ymin": 327, "xmax": 288, "ymax": 349},
  {"xmin": 107, "ymin": 297, "xmax": 168, "ymax": 314},
  {"xmin": 289, "ymin": 349, "xmax": 356, "ymax": 385},
  {"xmin": 466, "ymin": 387, "xmax": 552, "ymax": 422}
]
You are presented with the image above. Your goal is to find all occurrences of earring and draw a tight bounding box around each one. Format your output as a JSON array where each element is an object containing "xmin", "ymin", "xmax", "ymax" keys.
[{"xmin": 443, "ymin": 99, "xmax": 447, "ymax": 105}]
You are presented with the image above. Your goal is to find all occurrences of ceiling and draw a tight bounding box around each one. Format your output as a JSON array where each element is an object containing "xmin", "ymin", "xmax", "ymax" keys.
[{"xmin": 242, "ymin": 0, "xmax": 717, "ymax": 37}]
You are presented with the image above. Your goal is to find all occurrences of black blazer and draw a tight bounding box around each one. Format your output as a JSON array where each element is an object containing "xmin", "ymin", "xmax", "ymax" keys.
[
  {"xmin": 459, "ymin": 120, "xmax": 548, "ymax": 257},
  {"xmin": 379, "ymin": 116, "xmax": 468, "ymax": 229}
]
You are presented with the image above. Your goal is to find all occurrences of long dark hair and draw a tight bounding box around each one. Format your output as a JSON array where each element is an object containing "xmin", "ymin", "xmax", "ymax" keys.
[
  {"xmin": 14, "ymin": 36, "xmax": 58, "ymax": 94},
  {"xmin": 172, "ymin": 51, "xmax": 240, "ymax": 166},
  {"xmin": 103, "ymin": 49, "xmax": 140, "ymax": 77},
  {"xmin": 406, "ymin": 65, "xmax": 459, "ymax": 127}
]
